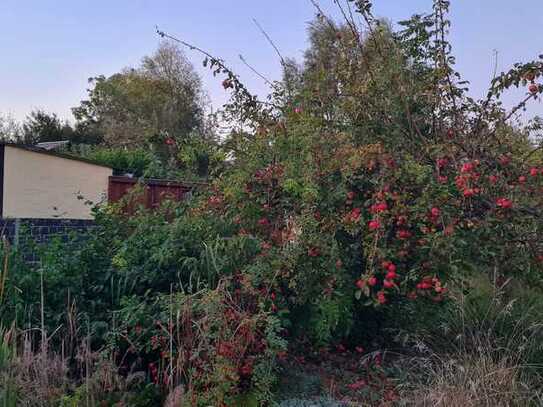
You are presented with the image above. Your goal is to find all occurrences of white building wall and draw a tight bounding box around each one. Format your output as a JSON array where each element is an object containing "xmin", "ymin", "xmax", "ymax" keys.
[{"xmin": 2, "ymin": 146, "xmax": 112, "ymax": 219}]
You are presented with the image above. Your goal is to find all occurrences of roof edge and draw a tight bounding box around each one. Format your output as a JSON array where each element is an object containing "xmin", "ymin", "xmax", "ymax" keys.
[{"xmin": 0, "ymin": 143, "xmax": 113, "ymax": 169}]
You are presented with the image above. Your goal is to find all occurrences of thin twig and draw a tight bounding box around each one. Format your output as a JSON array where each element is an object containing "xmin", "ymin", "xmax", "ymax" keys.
[
  {"xmin": 252, "ymin": 18, "xmax": 286, "ymax": 67},
  {"xmin": 238, "ymin": 54, "xmax": 275, "ymax": 88}
]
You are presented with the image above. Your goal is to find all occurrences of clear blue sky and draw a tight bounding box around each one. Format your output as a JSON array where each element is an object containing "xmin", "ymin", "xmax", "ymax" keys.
[{"xmin": 0, "ymin": 1, "xmax": 542, "ymax": 122}]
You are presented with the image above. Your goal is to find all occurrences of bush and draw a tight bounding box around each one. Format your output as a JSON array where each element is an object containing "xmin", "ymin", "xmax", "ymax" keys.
[{"xmin": 3, "ymin": 0, "xmax": 543, "ymax": 404}]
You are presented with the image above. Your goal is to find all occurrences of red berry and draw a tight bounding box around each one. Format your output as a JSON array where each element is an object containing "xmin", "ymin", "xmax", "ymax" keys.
[
  {"xmin": 350, "ymin": 207, "xmax": 362, "ymax": 221},
  {"xmin": 461, "ymin": 162, "xmax": 475, "ymax": 173},
  {"xmin": 529, "ymin": 83, "xmax": 539, "ymax": 94},
  {"xmin": 368, "ymin": 276, "xmax": 377, "ymax": 286},
  {"xmin": 530, "ymin": 167, "xmax": 539, "ymax": 177},
  {"xmin": 258, "ymin": 218, "xmax": 270, "ymax": 226},
  {"xmin": 397, "ymin": 229, "xmax": 412, "ymax": 239},
  {"xmin": 385, "ymin": 271, "xmax": 397, "ymax": 280},
  {"xmin": 437, "ymin": 158, "xmax": 448, "ymax": 168},
  {"xmin": 370, "ymin": 202, "xmax": 388, "ymax": 213},
  {"xmin": 368, "ymin": 220, "xmax": 380, "ymax": 230},
  {"xmin": 355, "ymin": 279, "xmax": 365, "ymax": 289},
  {"xmin": 496, "ymin": 197, "xmax": 513, "ymax": 209},
  {"xmin": 387, "ymin": 263, "xmax": 397, "ymax": 273},
  {"xmin": 383, "ymin": 279, "xmax": 394, "ymax": 289},
  {"xmin": 518, "ymin": 176, "xmax": 527, "ymax": 184},
  {"xmin": 430, "ymin": 207, "xmax": 440, "ymax": 217}
]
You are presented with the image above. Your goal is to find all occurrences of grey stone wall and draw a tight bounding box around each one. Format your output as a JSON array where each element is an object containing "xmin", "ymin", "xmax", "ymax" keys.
[{"xmin": 0, "ymin": 218, "xmax": 95, "ymax": 251}]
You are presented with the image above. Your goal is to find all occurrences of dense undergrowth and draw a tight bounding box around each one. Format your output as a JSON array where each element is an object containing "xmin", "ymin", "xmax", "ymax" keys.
[{"xmin": 2, "ymin": 0, "xmax": 543, "ymax": 405}]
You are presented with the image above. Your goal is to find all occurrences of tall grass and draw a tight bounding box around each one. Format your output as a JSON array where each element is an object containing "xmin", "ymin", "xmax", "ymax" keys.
[
  {"xmin": 397, "ymin": 279, "xmax": 543, "ymax": 406},
  {"xmin": 0, "ymin": 325, "xmax": 18, "ymax": 407}
]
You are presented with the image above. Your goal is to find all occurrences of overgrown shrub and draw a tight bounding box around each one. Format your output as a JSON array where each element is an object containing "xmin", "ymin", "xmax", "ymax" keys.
[{"xmin": 2, "ymin": 0, "xmax": 543, "ymax": 404}]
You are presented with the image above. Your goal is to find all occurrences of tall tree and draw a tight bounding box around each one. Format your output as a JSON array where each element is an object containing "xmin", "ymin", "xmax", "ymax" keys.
[
  {"xmin": 0, "ymin": 113, "xmax": 22, "ymax": 142},
  {"xmin": 72, "ymin": 41, "xmax": 206, "ymax": 147},
  {"xmin": 22, "ymin": 109, "xmax": 74, "ymax": 144}
]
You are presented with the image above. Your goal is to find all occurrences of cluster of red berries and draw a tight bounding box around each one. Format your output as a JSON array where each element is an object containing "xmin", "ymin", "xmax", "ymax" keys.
[
  {"xmin": 355, "ymin": 261, "xmax": 402, "ymax": 304},
  {"xmin": 415, "ymin": 277, "xmax": 446, "ymax": 301},
  {"xmin": 382, "ymin": 261, "xmax": 398, "ymax": 289},
  {"xmin": 456, "ymin": 161, "xmax": 482, "ymax": 198}
]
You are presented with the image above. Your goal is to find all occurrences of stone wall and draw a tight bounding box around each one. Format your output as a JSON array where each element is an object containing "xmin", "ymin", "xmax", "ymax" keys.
[{"xmin": 0, "ymin": 218, "xmax": 95, "ymax": 260}]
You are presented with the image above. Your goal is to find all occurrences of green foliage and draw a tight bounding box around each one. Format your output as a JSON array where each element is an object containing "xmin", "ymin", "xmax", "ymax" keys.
[
  {"xmin": 22, "ymin": 109, "xmax": 75, "ymax": 144},
  {"xmin": 75, "ymin": 145, "xmax": 156, "ymax": 176},
  {"xmin": 69, "ymin": 133, "xmax": 224, "ymax": 181},
  {"xmin": 72, "ymin": 41, "xmax": 206, "ymax": 147},
  {"xmin": 3, "ymin": 0, "xmax": 543, "ymax": 404},
  {"xmin": 278, "ymin": 399, "xmax": 346, "ymax": 407}
]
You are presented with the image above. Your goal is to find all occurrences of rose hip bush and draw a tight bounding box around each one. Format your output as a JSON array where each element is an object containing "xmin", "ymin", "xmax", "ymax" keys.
[
  {"xmin": 191, "ymin": 0, "xmax": 543, "ymax": 347},
  {"xmin": 2, "ymin": 1, "xmax": 543, "ymax": 405},
  {"xmin": 111, "ymin": 277, "xmax": 286, "ymax": 406}
]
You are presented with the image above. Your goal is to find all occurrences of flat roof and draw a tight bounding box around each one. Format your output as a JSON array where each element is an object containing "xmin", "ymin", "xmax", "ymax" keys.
[{"xmin": 0, "ymin": 143, "xmax": 113, "ymax": 169}]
